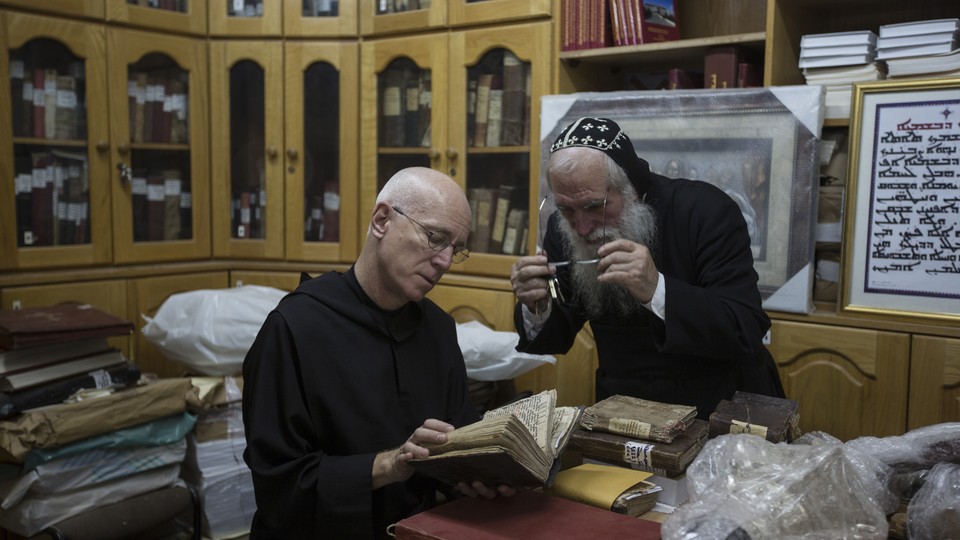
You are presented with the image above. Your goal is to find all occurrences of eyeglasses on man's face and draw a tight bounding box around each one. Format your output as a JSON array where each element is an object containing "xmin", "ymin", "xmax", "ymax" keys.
[
  {"xmin": 538, "ymin": 189, "xmax": 608, "ymax": 266},
  {"xmin": 394, "ymin": 207, "xmax": 470, "ymax": 264}
]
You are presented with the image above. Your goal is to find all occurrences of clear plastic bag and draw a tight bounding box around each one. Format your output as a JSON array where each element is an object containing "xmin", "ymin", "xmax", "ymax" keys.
[
  {"xmin": 907, "ymin": 462, "xmax": 960, "ymax": 540},
  {"xmin": 662, "ymin": 432, "xmax": 896, "ymax": 540}
]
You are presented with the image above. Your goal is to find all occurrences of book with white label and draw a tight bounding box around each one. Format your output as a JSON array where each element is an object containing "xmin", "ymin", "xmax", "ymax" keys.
[{"xmin": 0, "ymin": 349, "xmax": 126, "ymax": 392}]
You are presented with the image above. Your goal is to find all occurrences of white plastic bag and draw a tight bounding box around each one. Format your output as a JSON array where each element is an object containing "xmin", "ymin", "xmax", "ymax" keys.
[
  {"xmin": 456, "ymin": 320, "xmax": 555, "ymax": 381},
  {"xmin": 141, "ymin": 286, "xmax": 287, "ymax": 376}
]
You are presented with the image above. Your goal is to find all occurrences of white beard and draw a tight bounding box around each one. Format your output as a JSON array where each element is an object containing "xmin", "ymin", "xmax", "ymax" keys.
[{"xmin": 557, "ymin": 197, "xmax": 658, "ymax": 319}]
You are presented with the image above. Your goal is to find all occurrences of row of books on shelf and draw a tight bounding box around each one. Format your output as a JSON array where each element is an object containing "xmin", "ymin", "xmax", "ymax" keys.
[
  {"xmin": 467, "ymin": 185, "xmax": 529, "ymax": 256},
  {"xmin": 14, "ymin": 150, "xmax": 89, "ymax": 248},
  {"xmin": 304, "ymin": 181, "xmax": 340, "ymax": 242},
  {"xmin": 302, "ymin": 0, "xmax": 340, "ymax": 17},
  {"xmin": 623, "ymin": 46, "xmax": 762, "ymax": 91},
  {"xmin": 227, "ymin": 0, "xmax": 264, "ymax": 17},
  {"xmin": 468, "ymin": 53, "xmax": 531, "ymax": 148},
  {"xmin": 126, "ymin": 71, "xmax": 190, "ymax": 145},
  {"xmin": 380, "ymin": 69, "xmax": 432, "ymax": 148},
  {"xmin": 130, "ymin": 168, "xmax": 193, "ymax": 242},
  {"xmin": 561, "ymin": 0, "xmax": 680, "ymax": 51},
  {"xmin": 376, "ymin": 0, "xmax": 430, "ymax": 15},
  {"xmin": 9, "ymin": 61, "xmax": 87, "ymax": 141}
]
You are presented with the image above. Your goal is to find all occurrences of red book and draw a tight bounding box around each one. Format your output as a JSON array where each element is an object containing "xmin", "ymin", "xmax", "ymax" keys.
[
  {"xmin": 0, "ymin": 304, "xmax": 134, "ymax": 351},
  {"xmin": 392, "ymin": 489, "xmax": 662, "ymax": 539},
  {"xmin": 634, "ymin": 0, "xmax": 680, "ymax": 44},
  {"xmin": 704, "ymin": 45, "xmax": 744, "ymax": 89},
  {"xmin": 737, "ymin": 62, "xmax": 763, "ymax": 88},
  {"xmin": 32, "ymin": 68, "xmax": 45, "ymax": 138}
]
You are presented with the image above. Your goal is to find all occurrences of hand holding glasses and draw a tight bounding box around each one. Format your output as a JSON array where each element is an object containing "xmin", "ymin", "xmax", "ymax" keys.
[{"xmin": 536, "ymin": 192, "xmax": 607, "ymax": 305}]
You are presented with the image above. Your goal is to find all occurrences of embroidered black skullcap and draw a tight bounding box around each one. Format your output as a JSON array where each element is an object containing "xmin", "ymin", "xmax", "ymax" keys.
[{"xmin": 549, "ymin": 117, "xmax": 651, "ymax": 198}]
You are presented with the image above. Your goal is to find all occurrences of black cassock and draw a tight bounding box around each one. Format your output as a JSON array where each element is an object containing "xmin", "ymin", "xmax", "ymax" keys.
[
  {"xmin": 242, "ymin": 269, "xmax": 478, "ymax": 539},
  {"xmin": 516, "ymin": 169, "xmax": 784, "ymax": 419}
]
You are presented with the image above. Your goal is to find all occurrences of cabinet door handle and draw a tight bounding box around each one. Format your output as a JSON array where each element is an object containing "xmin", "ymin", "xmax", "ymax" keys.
[
  {"xmin": 287, "ymin": 148, "xmax": 298, "ymax": 159},
  {"xmin": 429, "ymin": 149, "xmax": 441, "ymax": 160},
  {"xmin": 267, "ymin": 147, "xmax": 278, "ymax": 159},
  {"xmin": 118, "ymin": 143, "xmax": 130, "ymax": 155},
  {"xmin": 96, "ymin": 140, "xmax": 109, "ymax": 152},
  {"xmin": 445, "ymin": 148, "xmax": 458, "ymax": 160}
]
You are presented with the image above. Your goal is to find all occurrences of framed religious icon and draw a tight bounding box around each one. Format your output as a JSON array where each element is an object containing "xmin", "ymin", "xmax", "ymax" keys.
[
  {"xmin": 540, "ymin": 87, "xmax": 823, "ymax": 314},
  {"xmin": 841, "ymin": 78, "xmax": 960, "ymax": 324}
]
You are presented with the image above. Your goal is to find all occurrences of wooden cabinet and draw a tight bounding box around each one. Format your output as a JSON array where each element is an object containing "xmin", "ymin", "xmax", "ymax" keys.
[
  {"xmin": 0, "ymin": 11, "xmax": 113, "ymax": 270},
  {"xmin": 208, "ymin": 0, "xmax": 281, "ymax": 36},
  {"xmin": 360, "ymin": 21, "xmax": 550, "ymax": 278},
  {"xmin": 209, "ymin": 40, "xmax": 359, "ymax": 262},
  {"xmin": 284, "ymin": 0, "xmax": 358, "ymax": 37},
  {"xmin": 360, "ymin": 0, "xmax": 551, "ymax": 36},
  {"xmin": 105, "ymin": 0, "xmax": 208, "ymax": 35},
  {"xmin": 0, "ymin": 0, "xmax": 104, "ymax": 19},
  {"xmin": 908, "ymin": 336, "xmax": 960, "ymax": 430},
  {"xmin": 768, "ymin": 320, "xmax": 910, "ymax": 440},
  {"xmin": 107, "ymin": 27, "xmax": 210, "ymax": 264}
]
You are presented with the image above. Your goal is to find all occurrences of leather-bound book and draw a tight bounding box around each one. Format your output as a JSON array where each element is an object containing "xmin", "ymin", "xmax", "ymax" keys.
[
  {"xmin": 708, "ymin": 391, "xmax": 801, "ymax": 443},
  {"xmin": 569, "ymin": 419, "xmax": 709, "ymax": 478},
  {"xmin": 390, "ymin": 488, "xmax": 661, "ymax": 540},
  {"xmin": 703, "ymin": 45, "xmax": 743, "ymax": 89},
  {"xmin": 0, "ymin": 304, "xmax": 134, "ymax": 351},
  {"xmin": 580, "ymin": 394, "xmax": 697, "ymax": 443},
  {"xmin": 499, "ymin": 51, "xmax": 526, "ymax": 146}
]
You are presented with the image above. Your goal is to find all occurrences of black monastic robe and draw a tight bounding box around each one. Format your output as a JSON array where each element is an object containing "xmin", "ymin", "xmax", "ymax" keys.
[
  {"xmin": 516, "ymin": 168, "xmax": 784, "ymax": 419},
  {"xmin": 242, "ymin": 268, "xmax": 478, "ymax": 539}
]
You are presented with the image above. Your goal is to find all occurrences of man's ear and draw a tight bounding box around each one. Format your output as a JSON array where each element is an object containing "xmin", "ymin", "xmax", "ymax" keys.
[{"xmin": 370, "ymin": 203, "xmax": 391, "ymax": 240}]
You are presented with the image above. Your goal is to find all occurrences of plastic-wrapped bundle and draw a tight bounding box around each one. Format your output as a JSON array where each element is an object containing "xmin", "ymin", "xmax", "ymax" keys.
[
  {"xmin": 846, "ymin": 422, "xmax": 960, "ymax": 473},
  {"xmin": 907, "ymin": 462, "xmax": 960, "ymax": 540},
  {"xmin": 662, "ymin": 432, "xmax": 897, "ymax": 540}
]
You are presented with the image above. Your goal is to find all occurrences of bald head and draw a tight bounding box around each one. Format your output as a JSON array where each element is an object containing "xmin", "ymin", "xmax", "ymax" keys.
[{"xmin": 377, "ymin": 167, "xmax": 470, "ymax": 218}]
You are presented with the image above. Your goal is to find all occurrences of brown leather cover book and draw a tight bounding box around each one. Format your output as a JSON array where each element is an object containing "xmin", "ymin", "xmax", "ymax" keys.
[
  {"xmin": 704, "ymin": 45, "xmax": 743, "ymax": 89},
  {"xmin": 391, "ymin": 488, "xmax": 662, "ymax": 539},
  {"xmin": 471, "ymin": 73, "xmax": 494, "ymax": 147},
  {"xmin": 470, "ymin": 187, "xmax": 499, "ymax": 253},
  {"xmin": 580, "ymin": 394, "xmax": 697, "ymax": 443},
  {"xmin": 569, "ymin": 419, "xmax": 709, "ymax": 477},
  {"xmin": 499, "ymin": 51, "xmax": 526, "ymax": 147},
  {"xmin": 0, "ymin": 304, "xmax": 134, "ymax": 351},
  {"xmin": 708, "ymin": 391, "xmax": 801, "ymax": 443},
  {"xmin": 32, "ymin": 68, "xmax": 45, "ymax": 138}
]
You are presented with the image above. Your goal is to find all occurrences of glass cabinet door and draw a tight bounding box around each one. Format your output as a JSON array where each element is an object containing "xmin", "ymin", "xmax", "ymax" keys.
[
  {"xmin": 0, "ymin": 12, "xmax": 111, "ymax": 270},
  {"xmin": 0, "ymin": 0, "xmax": 105, "ymax": 19},
  {"xmin": 210, "ymin": 41, "xmax": 284, "ymax": 259},
  {"xmin": 360, "ymin": 33, "xmax": 447, "ymax": 223},
  {"xmin": 106, "ymin": 0, "xmax": 208, "ymax": 35},
  {"xmin": 284, "ymin": 0, "xmax": 358, "ymax": 37},
  {"xmin": 107, "ymin": 28, "xmax": 209, "ymax": 263},
  {"xmin": 449, "ymin": 22, "xmax": 550, "ymax": 276},
  {"xmin": 208, "ymin": 0, "xmax": 281, "ymax": 36},
  {"xmin": 360, "ymin": 0, "xmax": 446, "ymax": 37},
  {"xmin": 284, "ymin": 42, "xmax": 359, "ymax": 262}
]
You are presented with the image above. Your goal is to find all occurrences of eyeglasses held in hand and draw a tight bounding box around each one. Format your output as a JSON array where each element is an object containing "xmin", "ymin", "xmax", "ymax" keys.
[{"xmin": 394, "ymin": 207, "xmax": 470, "ymax": 264}]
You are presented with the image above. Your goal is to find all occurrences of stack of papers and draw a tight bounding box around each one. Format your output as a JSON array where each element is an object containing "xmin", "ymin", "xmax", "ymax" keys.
[
  {"xmin": 877, "ymin": 18, "xmax": 960, "ymax": 78},
  {"xmin": 798, "ymin": 30, "xmax": 878, "ymax": 69}
]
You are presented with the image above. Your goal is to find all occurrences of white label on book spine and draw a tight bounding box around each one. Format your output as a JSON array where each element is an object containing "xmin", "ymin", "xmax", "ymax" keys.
[
  {"xmin": 730, "ymin": 420, "xmax": 769, "ymax": 438},
  {"xmin": 623, "ymin": 441, "xmax": 654, "ymax": 468},
  {"xmin": 610, "ymin": 418, "xmax": 651, "ymax": 439},
  {"xmin": 89, "ymin": 368, "xmax": 112, "ymax": 388}
]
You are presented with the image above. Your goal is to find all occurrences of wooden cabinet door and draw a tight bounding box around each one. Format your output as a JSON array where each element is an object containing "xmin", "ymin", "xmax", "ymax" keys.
[
  {"xmin": 359, "ymin": 33, "xmax": 448, "ymax": 230},
  {"xmin": 769, "ymin": 320, "xmax": 909, "ymax": 440},
  {"xmin": 448, "ymin": 21, "xmax": 550, "ymax": 277},
  {"xmin": 208, "ymin": 0, "xmax": 282, "ymax": 36},
  {"xmin": 1, "ymin": 12, "xmax": 112, "ymax": 270},
  {"xmin": 284, "ymin": 41, "xmax": 360, "ymax": 263},
  {"xmin": 126, "ymin": 271, "xmax": 228, "ymax": 378},
  {"xmin": 359, "ymin": 0, "xmax": 446, "ymax": 37},
  {"xmin": 447, "ymin": 0, "xmax": 550, "ymax": 27},
  {"xmin": 107, "ymin": 28, "xmax": 210, "ymax": 264},
  {"xmin": 908, "ymin": 335, "xmax": 960, "ymax": 430},
  {"xmin": 210, "ymin": 40, "xmax": 284, "ymax": 260},
  {"xmin": 0, "ymin": 0, "xmax": 105, "ymax": 19}
]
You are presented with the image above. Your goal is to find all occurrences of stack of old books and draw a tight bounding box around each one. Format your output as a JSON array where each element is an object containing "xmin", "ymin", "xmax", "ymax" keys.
[
  {"xmin": 0, "ymin": 303, "xmax": 139, "ymax": 419},
  {"xmin": 878, "ymin": 18, "xmax": 960, "ymax": 79},
  {"xmin": 567, "ymin": 395, "xmax": 708, "ymax": 509},
  {"xmin": 182, "ymin": 375, "xmax": 256, "ymax": 539}
]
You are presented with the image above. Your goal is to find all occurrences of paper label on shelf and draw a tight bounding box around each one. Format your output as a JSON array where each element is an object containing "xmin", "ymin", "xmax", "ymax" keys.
[
  {"xmin": 623, "ymin": 441, "xmax": 654, "ymax": 468},
  {"xmin": 10, "ymin": 60, "xmax": 24, "ymax": 79}
]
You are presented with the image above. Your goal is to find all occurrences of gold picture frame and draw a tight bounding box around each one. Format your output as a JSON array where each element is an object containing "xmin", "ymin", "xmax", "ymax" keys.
[{"xmin": 841, "ymin": 78, "xmax": 960, "ymax": 324}]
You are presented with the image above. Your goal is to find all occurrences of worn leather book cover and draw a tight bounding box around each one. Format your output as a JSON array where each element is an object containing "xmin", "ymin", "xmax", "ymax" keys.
[
  {"xmin": 708, "ymin": 391, "xmax": 801, "ymax": 443},
  {"xmin": 569, "ymin": 419, "xmax": 709, "ymax": 478},
  {"xmin": 0, "ymin": 304, "xmax": 134, "ymax": 351},
  {"xmin": 580, "ymin": 394, "xmax": 696, "ymax": 443},
  {"xmin": 391, "ymin": 488, "xmax": 662, "ymax": 540}
]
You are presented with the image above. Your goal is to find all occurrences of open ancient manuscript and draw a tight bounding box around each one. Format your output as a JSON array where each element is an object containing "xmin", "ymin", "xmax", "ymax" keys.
[{"xmin": 410, "ymin": 389, "xmax": 583, "ymax": 488}]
